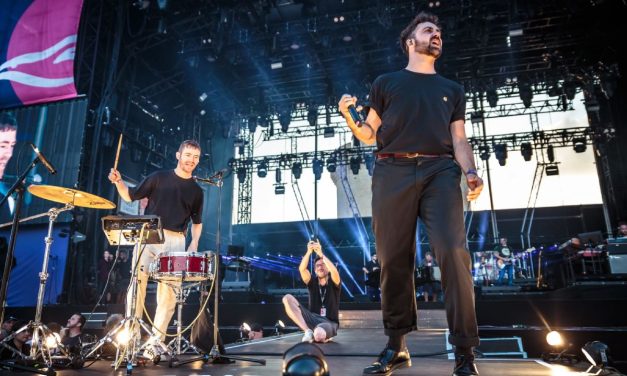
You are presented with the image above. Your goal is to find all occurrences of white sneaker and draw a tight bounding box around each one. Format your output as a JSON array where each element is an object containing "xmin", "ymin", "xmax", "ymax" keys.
[{"xmin": 301, "ymin": 329, "xmax": 314, "ymax": 343}]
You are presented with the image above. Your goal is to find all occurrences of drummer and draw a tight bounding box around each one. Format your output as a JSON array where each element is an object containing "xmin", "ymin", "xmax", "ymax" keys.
[{"xmin": 108, "ymin": 140, "xmax": 204, "ymax": 351}]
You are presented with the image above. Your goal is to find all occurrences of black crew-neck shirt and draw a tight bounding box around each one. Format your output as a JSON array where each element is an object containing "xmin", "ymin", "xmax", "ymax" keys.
[
  {"xmin": 306, "ymin": 277, "xmax": 341, "ymax": 324},
  {"xmin": 129, "ymin": 170, "xmax": 204, "ymax": 232},
  {"xmin": 367, "ymin": 69, "xmax": 466, "ymax": 154}
]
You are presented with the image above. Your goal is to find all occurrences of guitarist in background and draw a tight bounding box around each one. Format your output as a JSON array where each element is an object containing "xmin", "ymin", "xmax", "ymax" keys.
[{"xmin": 494, "ymin": 237, "xmax": 515, "ymax": 286}]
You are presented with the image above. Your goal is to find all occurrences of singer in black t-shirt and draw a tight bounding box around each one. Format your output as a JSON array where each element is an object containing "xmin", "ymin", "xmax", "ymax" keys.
[
  {"xmin": 282, "ymin": 241, "xmax": 341, "ymax": 343},
  {"xmin": 108, "ymin": 140, "xmax": 204, "ymax": 353}
]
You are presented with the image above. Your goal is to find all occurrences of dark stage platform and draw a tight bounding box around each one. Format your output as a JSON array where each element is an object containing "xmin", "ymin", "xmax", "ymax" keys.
[{"xmin": 0, "ymin": 328, "xmax": 597, "ymax": 375}]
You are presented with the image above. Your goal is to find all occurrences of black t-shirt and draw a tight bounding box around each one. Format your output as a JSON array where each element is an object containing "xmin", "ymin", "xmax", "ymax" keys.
[
  {"xmin": 129, "ymin": 170, "xmax": 204, "ymax": 232},
  {"xmin": 367, "ymin": 69, "xmax": 466, "ymax": 154},
  {"xmin": 306, "ymin": 277, "xmax": 341, "ymax": 324},
  {"xmin": 62, "ymin": 333, "xmax": 81, "ymax": 350}
]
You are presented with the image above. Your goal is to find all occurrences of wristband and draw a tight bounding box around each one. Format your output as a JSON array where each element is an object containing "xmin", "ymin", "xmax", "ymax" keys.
[{"xmin": 466, "ymin": 169, "xmax": 478, "ymax": 176}]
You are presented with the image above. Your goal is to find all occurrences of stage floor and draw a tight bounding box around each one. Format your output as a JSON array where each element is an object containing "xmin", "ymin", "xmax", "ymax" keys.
[{"xmin": 2, "ymin": 329, "xmax": 593, "ymax": 375}]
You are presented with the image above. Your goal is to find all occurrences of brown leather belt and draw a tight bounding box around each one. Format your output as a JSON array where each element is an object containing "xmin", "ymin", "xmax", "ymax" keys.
[{"xmin": 376, "ymin": 152, "xmax": 453, "ymax": 160}]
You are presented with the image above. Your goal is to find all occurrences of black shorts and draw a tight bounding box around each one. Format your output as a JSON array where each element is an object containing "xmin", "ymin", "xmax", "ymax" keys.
[{"xmin": 299, "ymin": 305, "xmax": 338, "ymax": 338}]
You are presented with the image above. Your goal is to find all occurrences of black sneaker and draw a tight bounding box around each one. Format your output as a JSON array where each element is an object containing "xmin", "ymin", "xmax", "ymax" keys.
[
  {"xmin": 363, "ymin": 347, "xmax": 411, "ymax": 375},
  {"xmin": 452, "ymin": 353, "xmax": 479, "ymax": 376}
]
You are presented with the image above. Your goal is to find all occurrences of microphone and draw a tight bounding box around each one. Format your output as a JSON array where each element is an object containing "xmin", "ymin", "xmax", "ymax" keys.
[
  {"xmin": 194, "ymin": 169, "xmax": 229, "ymax": 186},
  {"xmin": 209, "ymin": 168, "xmax": 229, "ymax": 178},
  {"xmin": 30, "ymin": 143, "xmax": 57, "ymax": 175},
  {"xmin": 347, "ymin": 104, "xmax": 364, "ymax": 127}
]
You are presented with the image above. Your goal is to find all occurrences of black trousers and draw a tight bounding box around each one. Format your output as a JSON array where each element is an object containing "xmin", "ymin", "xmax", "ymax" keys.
[{"xmin": 372, "ymin": 156, "xmax": 479, "ymax": 348}]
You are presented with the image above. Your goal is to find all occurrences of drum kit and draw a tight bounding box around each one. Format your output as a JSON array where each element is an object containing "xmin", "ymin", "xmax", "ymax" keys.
[
  {"xmin": 0, "ymin": 184, "xmax": 218, "ymax": 374},
  {"xmin": 473, "ymin": 249, "xmax": 536, "ymax": 284}
]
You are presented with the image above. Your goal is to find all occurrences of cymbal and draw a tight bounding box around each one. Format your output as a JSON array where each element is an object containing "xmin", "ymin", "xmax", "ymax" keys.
[{"xmin": 28, "ymin": 185, "xmax": 116, "ymax": 209}]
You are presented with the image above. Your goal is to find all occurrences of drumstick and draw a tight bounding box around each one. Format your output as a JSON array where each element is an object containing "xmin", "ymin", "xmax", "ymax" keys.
[{"xmin": 113, "ymin": 134, "xmax": 123, "ymax": 171}]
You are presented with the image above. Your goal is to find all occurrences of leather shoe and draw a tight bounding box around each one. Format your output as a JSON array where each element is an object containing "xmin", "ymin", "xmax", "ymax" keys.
[
  {"xmin": 363, "ymin": 347, "xmax": 411, "ymax": 375},
  {"xmin": 452, "ymin": 353, "xmax": 479, "ymax": 376}
]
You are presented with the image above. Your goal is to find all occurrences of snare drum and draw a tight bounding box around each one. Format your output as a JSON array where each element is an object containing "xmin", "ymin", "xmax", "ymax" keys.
[{"xmin": 150, "ymin": 251, "xmax": 214, "ymax": 282}]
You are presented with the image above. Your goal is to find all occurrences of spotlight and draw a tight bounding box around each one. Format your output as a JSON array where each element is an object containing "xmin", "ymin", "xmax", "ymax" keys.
[
  {"xmin": 257, "ymin": 160, "xmax": 268, "ymax": 178},
  {"xmin": 479, "ymin": 145, "xmax": 490, "ymax": 161},
  {"xmin": 520, "ymin": 142, "xmax": 533, "ymax": 161},
  {"xmin": 307, "ymin": 108, "xmax": 318, "ymax": 127},
  {"xmin": 546, "ymin": 331, "xmax": 563, "ymax": 347},
  {"xmin": 275, "ymin": 320, "xmax": 286, "ymax": 336},
  {"xmin": 494, "ymin": 144, "xmax": 508, "ymax": 166},
  {"xmin": 282, "ymin": 342, "xmax": 329, "ymax": 376},
  {"xmin": 572, "ymin": 138, "xmax": 587, "ymax": 153},
  {"xmin": 547, "ymin": 145, "xmax": 555, "ymax": 163},
  {"xmin": 349, "ymin": 156, "xmax": 361, "ymax": 175},
  {"xmin": 486, "ymin": 89, "xmax": 498, "ymax": 108},
  {"xmin": 116, "ymin": 327, "xmax": 132, "ymax": 345},
  {"xmin": 248, "ymin": 116, "xmax": 258, "ymax": 133},
  {"xmin": 518, "ymin": 82, "xmax": 533, "ymax": 108},
  {"xmin": 279, "ymin": 111, "xmax": 291, "ymax": 133},
  {"xmin": 199, "ymin": 92, "xmax": 208, "ymax": 102},
  {"xmin": 545, "ymin": 164, "xmax": 559, "ymax": 176},
  {"xmin": 275, "ymin": 184, "xmax": 286, "ymax": 195},
  {"xmin": 326, "ymin": 156, "xmax": 337, "ymax": 173},
  {"xmin": 323, "ymin": 127, "xmax": 335, "ymax": 138},
  {"xmin": 581, "ymin": 341, "xmax": 610, "ymax": 368},
  {"xmin": 236, "ymin": 167, "xmax": 247, "ymax": 183},
  {"xmin": 240, "ymin": 322, "xmax": 251, "ymax": 342},
  {"xmin": 292, "ymin": 162, "xmax": 302, "ymax": 179},
  {"xmin": 45, "ymin": 333, "xmax": 61, "ymax": 349},
  {"xmin": 275, "ymin": 168, "xmax": 282, "ymax": 184},
  {"xmin": 470, "ymin": 111, "xmax": 484, "ymax": 124},
  {"xmin": 312, "ymin": 159, "xmax": 324, "ymax": 180}
]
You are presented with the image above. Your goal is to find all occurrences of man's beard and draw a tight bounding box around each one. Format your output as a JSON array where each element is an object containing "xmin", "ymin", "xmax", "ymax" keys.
[{"xmin": 414, "ymin": 39, "xmax": 441, "ymax": 58}]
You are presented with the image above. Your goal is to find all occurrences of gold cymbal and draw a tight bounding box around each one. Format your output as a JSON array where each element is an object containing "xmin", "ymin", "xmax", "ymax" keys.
[{"xmin": 28, "ymin": 185, "xmax": 116, "ymax": 209}]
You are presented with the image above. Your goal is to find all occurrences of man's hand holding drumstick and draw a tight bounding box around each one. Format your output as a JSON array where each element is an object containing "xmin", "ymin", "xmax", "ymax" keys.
[{"xmin": 108, "ymin": 134, "xmax": 132, "ymax": 202}]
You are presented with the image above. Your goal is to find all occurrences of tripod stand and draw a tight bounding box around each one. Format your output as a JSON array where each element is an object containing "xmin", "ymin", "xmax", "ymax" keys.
[
  {"xmin": 0, "ymin": 204, "xmax": 75, "ymax": 374},
  {"xmin": 172, "ymin": 172, "xmax": 265, "ymax": 368},
  {"xmin": 84, "ymin": 217, "xmax": 167, "ymax": 373},
  {"xmin": 166, "ymin": 282, "xmax": 202, "ymax": 356}
]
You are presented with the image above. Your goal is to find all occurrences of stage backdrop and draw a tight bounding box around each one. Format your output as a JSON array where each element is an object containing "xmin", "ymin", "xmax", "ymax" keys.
[{"xmin": 0, "ymin": 0, "xmax": 84, "ymax": 109}]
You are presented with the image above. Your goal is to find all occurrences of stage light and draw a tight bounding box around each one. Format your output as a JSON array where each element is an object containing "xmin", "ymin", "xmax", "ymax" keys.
[
  {"xmin": 486, "ymin": 89, "xmax": 498, "ymax": 108},
  {"xmin": 546, "ymin": 164, "xmax": 559, "ymax": 176},
  {"xmin": 547, "ymin": 145, "xmax": 555, "ymax": 163},
  {"xmin": 350, "ymin": 156, "xmax": 361, "ymax": 175},
  {"xmin": 45, "ymin": 333, "xmax": 61, "ymax": 349},
  {"xmin": 581, "ymin": 341, "xmax": 610, "ymax": 368},
  {"xmin": 248, "ymin": 116, "xmax": 258, "ymax": 133},
  {"xmin": 292, "ymin": 162, "xmax": 302, "ymax": 179},
  {"xmin": 199, "ymin": 92, "xmax": 208, "ymax": 102},
  {"xmin": 519, "ymin": 83, "xmax": 533, "ymax": 108},
  {"xmin": 282, "ymin": 342, "xmax": 329, "ymax": 376},
  {"xmin": 479, "ymin": 145, "xmax": 490, "ymax": 161},
  {"xmin": 257, "ymin": 160, "xmax": 268, "ymax": 178},
  {"xmin": 275, "ymin": 168, "xmax": 282, "ymax": 184},
  {"xmin": 572, "ymin": 138, "xmax": 587, "ymax": 153},
  {"xmin": 279, "ymin": 111, "xmax": 291, "ymax": 132},
  {"xmin": 546, "ymin": 331, "xmax": 563, "ymax": 347},
  {"xmin": 275, "ymin": 320, "xmax": 286, "ymax": 336},
  {"xmin": 275, "ymin": 184, "xmax": 286, "ymax": 195},
  {"xmin": 236, "ymin": 167, "xmax": 247, "ymax": 183},
  {"xmin": 520, "ymin": 142, "xmax": 533, "ymax": 161},
  {"xmin": 326, "ymin": 156, "xmax": 337, "ymax": 173},
  {"xmin": 116, "ymin": 327, "xmax": 131, "ymax": 345},
  {"xmin": 307, "ymin": 108, "xmax": 318, "ymax": 127},
  {"xmin": 323, "ymin": 127, "xmax": 335, "ymax": 138},
  {"xmin": 312, "ymin": 159, "xmax": 324, "ymax": 181},
  {"xmin": 240, "ymin": 322, "xmax": 251, "ymax": 341},
  {"xmin": 494, "ymin": 144, "xmax": 508, "ymax": 166},
  {"xmin": 470, "ymin": 111, "xmax": 484, "ymax": 124}
]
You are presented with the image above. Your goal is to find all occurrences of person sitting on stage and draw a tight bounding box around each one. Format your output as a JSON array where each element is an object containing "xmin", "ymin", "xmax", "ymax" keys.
[
  {"xmin": 108, "ymin": 139, "xmax": 204, "ymax": 353},
  {"xmin": 494, "ymin": 237, "xmax": 515, "ymax": 286},
  {"xmin": 0, "ymin": 320, "xmax": 31, "ymax": 360},
  {"xmin": 60, "ymin": 313, "xmax": 85, "ymax": 351},
  {"xmin": 282, "ymin": 240, "xmax": 341, "ymax": 343},
  {"xmin": 362, "ymin": 252, "xmax": 381, "ymax": 302}
]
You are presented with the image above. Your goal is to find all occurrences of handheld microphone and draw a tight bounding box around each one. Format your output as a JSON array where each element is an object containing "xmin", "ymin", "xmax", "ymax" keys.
[
  {"xmin": 347, "ymin": 104, "xmax": 364, "ymax": 127},
  {"xmin": 30, "ymin": 143, "xmax": 57, "ymax": 175}
]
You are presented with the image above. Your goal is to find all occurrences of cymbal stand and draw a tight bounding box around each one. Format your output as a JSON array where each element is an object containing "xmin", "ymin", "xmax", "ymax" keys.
[
  {"xmin": 166, "ymin": 282, "xmax": 201, "ymax": 358},
  {"xmin": 172, "ymin": 172, "xmax": 265, "ymax": 368},
  {"xmin": 0, "ymin": 204, "xmax": 74, "ymax": 374},
  {"xmin": 83, "ymin": 224, "xmax": 163, "ymax": 373}
]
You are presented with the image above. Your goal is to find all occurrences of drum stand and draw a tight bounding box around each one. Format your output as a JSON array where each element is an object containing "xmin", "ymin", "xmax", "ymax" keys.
[
  {"xmin": 166, "ymin": 283, "xmax": 201, "ymax": 357},
  {"xmin": 0, "ymin": 204, "xmax": 75, "ymax": 375},
  {"xmin": 83, "ymin": 225, "xmax": 168, "ymax": 373}
]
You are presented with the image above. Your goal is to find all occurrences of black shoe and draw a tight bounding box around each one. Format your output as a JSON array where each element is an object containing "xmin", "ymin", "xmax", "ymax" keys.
[
  {"xmin": 452, "ymin": 353, "xmax": 479, "ymax": 376},
  {"xmin": 363, "ymin": 347, "xmax": 411, "ymax": 375}
]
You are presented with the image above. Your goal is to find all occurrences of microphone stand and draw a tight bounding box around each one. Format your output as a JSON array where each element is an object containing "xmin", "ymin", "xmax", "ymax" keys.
[
  {"xmin": 0, "ymin": 157, "xmax": 56, "ymax": 375},
  {"xmin": 172, "ymin": 173, "xmax": 265, "ymax": 367}
]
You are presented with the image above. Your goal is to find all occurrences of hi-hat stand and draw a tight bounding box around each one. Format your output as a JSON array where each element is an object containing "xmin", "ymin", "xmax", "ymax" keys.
[{"xmin": 172, "ymin": 171, "xmax": 265, "ymax": 368}]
